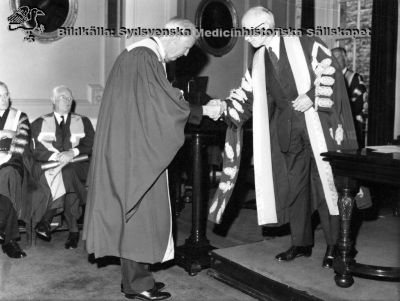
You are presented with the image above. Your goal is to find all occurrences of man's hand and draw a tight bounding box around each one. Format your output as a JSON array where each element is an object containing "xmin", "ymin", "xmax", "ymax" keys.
[
  {"xmin": 47, "ymin": 165, "xmax": 63, "ymax": 176},
  {"xmin": 203, "ymin": 99, "xmax": 226, "ymax": 121},
  {"xmin": 209, "ymin": 99, "xmax": 227, "ymax": 116},
  {"xmin": 57, "ymin": 150, "xmax": 75, "ymax": 164},
  {"xmin": 0, "ymin": 130, "xmax": 16, "ymax": 139},
  {"xmin": 292, "ymin": 94, "xmax": 313, "ymax": 112}
]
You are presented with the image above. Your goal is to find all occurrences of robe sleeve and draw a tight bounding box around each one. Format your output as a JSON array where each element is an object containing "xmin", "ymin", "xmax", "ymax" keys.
[
  {"xmin": 188, "ymin": 103, "xmax": 203, "ymax": 125},
  {"xmin": 1, "ymin": 112, "xmax": 31, "ymax": 177},
  {"xmin": 76, "ymin": 116, "xmax": 94, "ymax": 156},
  {"xmin": 11, "ymin": 112, "xmax": 30, "ymax": 157},
  {"xmin": 223, "ymin": 68, "xmax": 254, "ymax": 128},
  {"xmin": 303, "ymin": 37, "xmax": 358, "ymax": 150},
  {"xmin": 31, "ymin": 118, "xmax": 50, "ymax": 162},
  {"xmin": 136, "ymin": 48, "xmax": 190, "ymax": 144},
  {"xmin": 208, "ymin": 67, "xmax": 254, "ymax": 224},
  {"xmin": 301, "ymin": 37, "xmax": 337, "ymax": 113},
  {"xmin": 123, "ymin": 48, "xmax": 191, "ymax": 220}
]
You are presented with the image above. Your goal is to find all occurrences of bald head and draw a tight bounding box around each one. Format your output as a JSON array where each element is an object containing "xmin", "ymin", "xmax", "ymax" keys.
[{"xmin": 51, "ymin": 85, "xmax": 73, "ymax": 114}]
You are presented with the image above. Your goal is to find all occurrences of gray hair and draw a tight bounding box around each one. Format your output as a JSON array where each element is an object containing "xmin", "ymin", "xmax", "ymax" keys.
[
  {"xmin": 243, "ymin": 6, "xmax": 275, "ymax": 28},
  {"xmin": 0, "ymin": 81, "xmax": 9, "ymax": 94},
  {"xmin": 165, "ymin": 18, "xmax": 198, "ymax": 40},
  {"xmin": 52, "ymin": 85, "xmax": 73, "ymax": 98}
]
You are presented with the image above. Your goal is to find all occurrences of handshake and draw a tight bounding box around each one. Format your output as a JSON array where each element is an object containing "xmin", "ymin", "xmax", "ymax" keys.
[{"xmin": 202, "ymin": 99, "xmax": 227, "ymax": 121}]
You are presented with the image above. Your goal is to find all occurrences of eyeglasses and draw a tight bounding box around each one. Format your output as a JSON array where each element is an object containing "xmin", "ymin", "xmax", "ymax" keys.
[
  {"xmin": 253, "ymin": 22, "xmax": 266, "ymax": 29},
  {"xmin": 57, "ymin": 95, "xmax": 73, "ymax": 102},
  {"xmin": 243, "ymin": 22, "xmax": 266, "ymax": 38},
  {"xmin": 243, "ymin": 21, "xmax": 266, "ymax": 30},
  {"xmin": 0, "ymin": 94, "xmax": 9, "ymax": 101}
]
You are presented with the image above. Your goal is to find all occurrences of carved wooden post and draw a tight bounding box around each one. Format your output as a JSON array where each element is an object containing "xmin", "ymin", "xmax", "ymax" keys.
[
  {"xmin": 175, "ymin": 132, "xmax": 214, "ymax": 276},
  {"xmin": 334, "ymin": 188, "xmax": 355, "ymax": 287}
]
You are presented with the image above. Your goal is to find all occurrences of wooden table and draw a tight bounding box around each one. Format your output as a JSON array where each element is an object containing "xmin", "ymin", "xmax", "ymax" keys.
[{"xmin": 322, "ymin": 149, "xmax": 400, "ymax": 287}]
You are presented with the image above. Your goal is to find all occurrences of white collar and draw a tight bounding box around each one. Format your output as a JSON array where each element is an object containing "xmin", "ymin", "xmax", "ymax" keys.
[
  {"xmin": 266, "ymin": 35, "xmax": 280, "ymax": 59},
  {"xmin": 0, "ymin": 106, "xmax": 9, "ymax": 118},
  {"xmin": 54, "ymin": 112, "xmax": 68, "ymax": 124},
  {"xmin": 342, "ymin": 67, "xmax": 348, "ymax": 74},
  {"xmin": 152, "ymin": 37, "xmax": 166, "ymax": 62}
]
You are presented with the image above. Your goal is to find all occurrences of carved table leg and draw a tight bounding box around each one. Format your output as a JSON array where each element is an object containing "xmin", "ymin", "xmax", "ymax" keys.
[
  {"xmin": 334, "ymin": 188, "xmax": 355, "ymax": 287},
  {"xmin": 393, "ymin": 189, "xmax": 400, "ymax": 217},
  {"xmin": 175, "ymin": 133, "xmax": 214, "ymax": 276}
]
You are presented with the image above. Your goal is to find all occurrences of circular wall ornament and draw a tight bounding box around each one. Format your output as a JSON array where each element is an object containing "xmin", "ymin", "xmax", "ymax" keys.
[
  {"xmin": 9, "ymin": 0, "xmax": 78, "ymax": 42},
  {"xmin": 195, "ymin": 0, "xmax": 239, "ymax": 57}
]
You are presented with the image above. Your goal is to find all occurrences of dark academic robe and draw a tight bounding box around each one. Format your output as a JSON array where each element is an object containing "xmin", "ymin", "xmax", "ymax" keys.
[
  {"xmin": 344, "ymin": 69, "xmax": 366, "ymax": 118},
  {"xmin": 344, "ymin": 69, "xmax": 367, "ymax": 147},
  {"xmin": 0, "ymin": 108, "xmax": 30, "ymax": 218},
  {"xmin": 0, "ymin": 107, "xmax": 30, "ymax": 241},
  {"xmin": 83, "ymin": 39, "xmax": 202, "ymax": 264}
]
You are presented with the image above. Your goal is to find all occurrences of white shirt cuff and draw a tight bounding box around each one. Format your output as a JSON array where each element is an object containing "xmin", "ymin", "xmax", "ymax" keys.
[
  {"xmin": 72, "ymin": 148, "xmax": 79, "ymax": 157},
  {"xmin": 48, "ymin": 153, "xmax": 58, "ymax": 161}
]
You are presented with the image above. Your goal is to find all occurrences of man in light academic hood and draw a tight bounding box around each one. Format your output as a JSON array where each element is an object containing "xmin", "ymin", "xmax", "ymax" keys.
[
  {"xmin": 209, "ymin": 7, "xmax": 358, "ymax": 270},
  {"xmin": 83, "ymin": 18, "xmax": 224, "ymax": 300},
  {"xmin": 31, "ymin": 86, "xmax": 94, "ymax": 249}
]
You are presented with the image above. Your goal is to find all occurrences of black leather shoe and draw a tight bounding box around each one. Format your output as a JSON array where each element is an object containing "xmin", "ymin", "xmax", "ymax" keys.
[
  {"xmin": 322, "ymin": 245, "xmax": 337, "ymax": 269},
  {"xmin": 2, "ymin": 240, "xmax": 27, "ymax": 258},
  {"xmin": 349, "ymin": 246, "xmax": 358, "ymax": 258},
  {"xmin": 35, "ymin": 221, "xmax": 51, "ymax": 241},
  {"xmin": 124, "ymin": 286, "xmax": 171, "ymax": 300},
  {"xmin": 121, "ymin": 282, "xmax": 166, "ymax": 294},
  {"xmin": 322, "ymin": 256, "xmax": 334, "ymax": 269},
  {"xmin": 65, "ymin": 232, "xmax": 79, "ymax": 249},
  {"xmin": 275, "ymin": 246, "xmax": 312, "ymax": 261},
  {"xmin": 0, "ymin": 232, "xmax": 5, "ymax": 244}
]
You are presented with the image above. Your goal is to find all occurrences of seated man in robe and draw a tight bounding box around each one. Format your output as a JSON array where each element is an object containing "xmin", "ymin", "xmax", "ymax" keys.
[
  {"xmin": 31, "ymin": 86, "xmax": 94, "ymax": 249},
  {"xmin": 0, "ymin": 81, "xmax": 30, "ymax": 258}
]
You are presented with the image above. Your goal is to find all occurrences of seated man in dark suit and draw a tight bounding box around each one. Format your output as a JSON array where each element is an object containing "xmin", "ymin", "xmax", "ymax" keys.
[
  {"xmin": 0, "ymin": 81, "xmax": 30, "ymax": 258},
  {"xmin": 31, "ymin": 85, "xmax": 94, "ymax": 249}
]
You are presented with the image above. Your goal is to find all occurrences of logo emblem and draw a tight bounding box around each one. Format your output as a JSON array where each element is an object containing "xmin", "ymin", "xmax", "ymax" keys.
[{"xmin": 7, "ymin": 6, "xmax": 45, "ymax": 42}]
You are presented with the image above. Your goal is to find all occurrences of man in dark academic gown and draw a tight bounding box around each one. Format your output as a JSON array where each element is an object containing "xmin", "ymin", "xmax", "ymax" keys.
[
  {"xmin": 209, "ymin": 7, "xmax": 358, "ymax": 269},
  {"xmin": 83, "ymin": 19, "xmax": 223, "ymax": 300},
  {"xmin": 332, "ymin": 47, "xmax": 367, "ymax": 147},
  {"xmin": 0, "ymin": 81, "xmax": 30, "ymax": 258}
]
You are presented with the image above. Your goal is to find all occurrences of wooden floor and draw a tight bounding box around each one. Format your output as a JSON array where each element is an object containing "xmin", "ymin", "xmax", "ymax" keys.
[
  {"xmin": 202, "ymin": 209, "xmax": 400, "ymax": 301},
  {"xmin": 1, "ymin": 194, "xmax": 398, "ymax": 300}
]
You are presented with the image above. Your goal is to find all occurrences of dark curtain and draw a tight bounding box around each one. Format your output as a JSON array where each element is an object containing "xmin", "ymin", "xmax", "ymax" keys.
[
  {"xmin": 301, "ymin": 0, "xmax": 314, "ymax": 30},
  {"xmin": 367, "ymin": 0, "xmax": 398, "ymax": 145}
]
